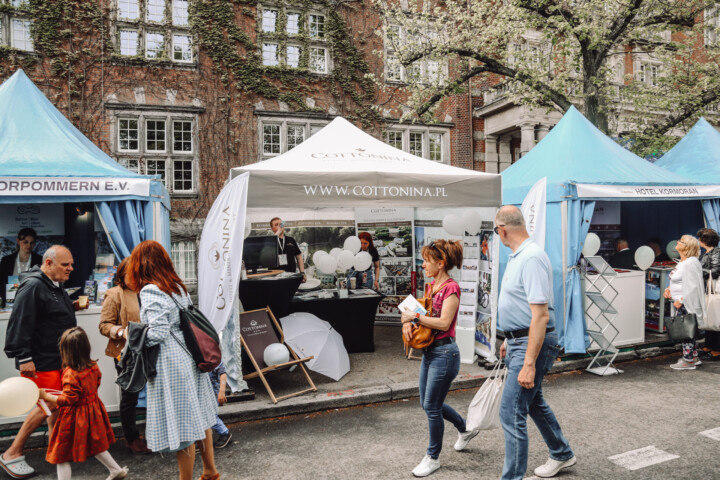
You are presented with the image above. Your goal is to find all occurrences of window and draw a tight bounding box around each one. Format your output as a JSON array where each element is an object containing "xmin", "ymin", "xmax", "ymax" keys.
[
  {"xmin": 173, "ymin": 120, "xmax": 193, "ymax": 152},
  {"xmin": 171, "ymin": 241, "xmax": 198, "ymax": 285},
  {"xmin": 172, "ymin": 0, "xmax": 188, "ymax": 25},
  {"xmin": 650, "ymin": 65, "xmax": 658, "ymax": 86},
  {"xmin": 384, "ymin": 24, "xmax": 447, "ymax": 84},
  {"xmin": 173, "ymin": 34, "xmax": 192, "ymax": 62},
  {"xmin": 287, "ymin": 12, "xmax": 300, "ymax": 34},
  {"xmin": 118, "ymin": 0, "xmax": 139, "ymax": 20},
  {"xmin": 258, "ymin": 118, "xmax": 328, "ymax": 160},
  {"xmin": 115, "ymin": 0, "xmax": 192, "ymax": 64},
  {"xmin": 262, "ymin": 9, "xmax": 277, "ymax": 32},
  {"xmin": 286, "ymin": 45, "xmax": 301, "ymax": 68},
  {"xmin": 118, "ymin": 118, "xmax": 139, "ymax": 151},
  {"xmin": 409, "ymin": 132, "xmax": 423, "ymax": 157},
  {"xmin": 145, "ymin": 32, "xmax": 164, "ymax": 59},
  {"xmin": 386, "ymin": 131, "xmax": 403, "ymax": 150},
  {"xmin": 146, "ymin": 119, "xmax": 166, "ymax": 152},
  {"xmin": 309, "ymin": 47, "xmax": 327, "ymax": 73},
  {"xmin": 262, "ymin": 43, "xmax": 279, "ymax": 66},
  {"xmin": 11, "ymin": 19, "xmax": 32, "ymax": 51},
  {"xmin": 429, "ymin": 133, "xmax": 442, "ymax": 162},
  {"xmin": 638, "ymin": 64, "xmax": 646, "ymax": 83},
  {"xmin": 119, "ymin": 30, "xmax": 138, "ymax": 55},
  {"xmin": 263, "ymin": 124, "xmax": 281, "ymax": 155},
  {"xmin": 287, "ymin": 125, "xmax": 305, "ymax": 150},
  {"xmin": 383, "ymin": 126, "xmax": 449, "ymax": 163},
  {"xmin": 257, "ymin": 4, "xmax": 330, "ymax": 72},
  {"xmin": 707, "ymin": 5, "xmax": 720, "ymax": 45},
  {"xmin": 112, "ymin": 111, "xmax": 198, "ymax": 194},
  {"xmin": 146, "ymin": 0, "xmax": 164, "ymax": 22},
  {"xmin": 309, "ymin": 14, "xmax": 325, "ymax": 38}
]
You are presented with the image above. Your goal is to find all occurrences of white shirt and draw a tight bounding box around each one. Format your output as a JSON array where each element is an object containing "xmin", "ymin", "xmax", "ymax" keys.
[
  {"xmin": 12, "ymin": 253, "xmax": 32, "ymax": 276},
  {"xmin": 669, "ymin": 259, "xmax": 688, "ymax": 301}
]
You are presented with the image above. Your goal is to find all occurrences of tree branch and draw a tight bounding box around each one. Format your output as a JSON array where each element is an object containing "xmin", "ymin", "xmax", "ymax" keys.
[
  {"xmin": 416, "ymin": 65, "xmax": 492, "ymax": 115},
  {"xmin": 641, "ymin": 87, "xmax": 720, "ymax": 138},
  {"xmin": 514, "ymin": 0, "xmax": 577, "ymax": 27}
]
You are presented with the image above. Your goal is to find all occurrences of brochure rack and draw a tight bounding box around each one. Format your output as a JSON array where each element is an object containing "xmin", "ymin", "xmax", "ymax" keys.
[{"xmin": 583, "ymin": 256, "xmax": 623, "ymax": 376}]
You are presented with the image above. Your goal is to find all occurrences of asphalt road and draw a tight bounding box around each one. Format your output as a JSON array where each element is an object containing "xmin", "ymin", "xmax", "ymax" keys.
[{"xmin": 12, "ymin": 353, "xmax": 720, "ymax": 479}]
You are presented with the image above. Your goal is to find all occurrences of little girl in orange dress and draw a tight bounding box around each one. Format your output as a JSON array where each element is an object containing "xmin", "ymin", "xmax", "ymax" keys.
[{"xmin": 39, "ymin": 327, "xmax": 129, "ymax": 480}]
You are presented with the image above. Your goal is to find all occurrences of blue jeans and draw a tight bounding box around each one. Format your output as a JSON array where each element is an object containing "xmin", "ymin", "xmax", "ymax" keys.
[
  {"xmin": 419, "ymin": 341, "xmax": 466, "ymax": 459},
  {"xmin": 500, "ymin": 332, "xmax": 573, "ymax": 480},
  {"xmin": 212, "ymin": 415, "xmax": 229, "ymax": 436}
]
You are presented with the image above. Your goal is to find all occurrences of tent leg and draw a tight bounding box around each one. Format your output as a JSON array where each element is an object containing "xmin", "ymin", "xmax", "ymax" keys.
[{"xmin": 561, "ymin": 201, "xmax": 568, "ymax": 337}]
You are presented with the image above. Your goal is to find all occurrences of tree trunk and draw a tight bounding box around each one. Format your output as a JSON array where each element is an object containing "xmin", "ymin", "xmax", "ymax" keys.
[{"xmin": 583, "ymin": 57, "xmax": 609, "ymax": 133}]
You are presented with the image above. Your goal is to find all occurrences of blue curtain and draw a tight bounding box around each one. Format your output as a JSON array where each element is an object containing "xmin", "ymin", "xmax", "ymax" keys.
[
  {"xmin": 703, "ymin": 199, "xmax": 720, "ymax": 232},
  {"xmin": 563, "ymin": 199, "xmax": 595, "ymax": 354},
  {"xmin": 97, "ymin": 200, "xmax": 148, "ymax": 259}
]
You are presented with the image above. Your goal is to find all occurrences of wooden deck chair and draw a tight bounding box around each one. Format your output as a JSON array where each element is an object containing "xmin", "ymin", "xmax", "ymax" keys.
[{"xmin": 239, "ymin": 307, "xmax": 317, "ymax": 404}]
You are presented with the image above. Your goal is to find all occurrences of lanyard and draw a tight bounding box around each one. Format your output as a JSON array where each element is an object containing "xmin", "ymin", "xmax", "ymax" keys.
[{"xmin": 277, "ymin": 235, "xmax": 285, "ymax": 252}]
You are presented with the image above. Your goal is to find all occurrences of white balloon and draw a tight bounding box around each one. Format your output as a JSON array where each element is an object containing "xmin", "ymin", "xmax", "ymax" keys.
[
  {"xmin": 337, "ymin": 250, "xmax": 356, "ymax": 270},
  {"xmin": 666, "ymin": 241, "xmax": 680, "ymax": 259},
  {"xmin": 354, "ymin": 251, "xmax": 373, "ymax": 271},
  {"xmin": 344, "ymin": 236, "xmax": 362, "ymax": 254},
  {"xmin": 582, "ymin": 233, "xmax": 601, "ymax": 257},
  {"xmin": 312, "ymin": 250, "xmax": 329, "ymax": 266},
  {"xmin": 263, "ymin": 343, "xmax": 290, "ymax": 367},
  {"xmin": 634, "ymin": 246, "xmax": 655, "ymax": 270},
  {"xmin": 461, "ymin": 210, "xmax": 482, "ymax": 236},
  {"xmin": 0, "ymin": 377, "xmax": 39, "ymax": 417},
  {"xmin": 442, "ymin": 214, "xmax": 464, "ymax": 236},
  {"xmin": 317, "ymin": 255, "xmax": 338, "ymax": 275},
  {"xmin": 329, "ymin": 248, "xmax": 343, "ymax": 259}
]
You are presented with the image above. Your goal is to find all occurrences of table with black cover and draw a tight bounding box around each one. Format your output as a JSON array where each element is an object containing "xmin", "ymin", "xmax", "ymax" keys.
[
  {"xmin": 238, "ymin": 272, "xmax": 304, "ymax": 319},
  {"xmin": 289, "ymin": 289, "xmax": 384, "ymax": 353}
]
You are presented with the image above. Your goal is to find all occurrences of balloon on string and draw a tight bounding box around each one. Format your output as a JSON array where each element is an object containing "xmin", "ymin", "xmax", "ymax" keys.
[
  {"xmin": 666, "ymin": 241, "xmax": 680, "ymax": 260},
  {"xmin": 461, "ymin": 210, "xmax": 482, "ymax": 236},
  {"xmin": 329, "ymin": 248, "xmax": 343, "ymax": 259},
  {"xmin": 634, "ymin": 246, "xmax": 655, "ymax": 270},
  {"xmin": 317, "ymin": 255, "xmax": 338, "ymax": 275},
  {"xmin": 337, "ymin": 250, "xmax": 356, "ymax": 271},
  {"xmin": 263, "ymin": 343, "xmax": 290, "ymax": 367},
  {"xmin": 354, "ymin": 251, "xmax": 373, "ymax": 271},
  {"xmin": 343, "ymin": 236, "xmax": 361, "ymax": 254},
  {"xmin": 0, "ymin": 377, "xmax": 39, "ymax": 417},
  {"xmin": 582, "ymin": 233, "xmax": 601, "ymax": 257},
  {"xmin": 442, "ymin": 214, "xmax": 464, "ymax": 236},
  {"xmin": 312, "ymin": 250, "xmax": 329, "ymax": 266}
]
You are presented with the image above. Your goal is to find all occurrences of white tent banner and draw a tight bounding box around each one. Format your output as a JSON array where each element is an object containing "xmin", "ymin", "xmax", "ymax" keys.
[
  {"xmin": 0, "ymin": 176, "xmax": 149, "ymax": 197},
  {"xmin": 231, "ymin": 118, "xmax": 501, "ymax": 208},
  {"xmin": 576, "ymin": 183, "xmax": 720, "ymax": 199},
  {"xmin": 521, "ymin": 177, "xmax": 547, "ymax": 250},
  {"xmin": 198, "ymin": 173, "xmax": 249, "ymax": 332}
]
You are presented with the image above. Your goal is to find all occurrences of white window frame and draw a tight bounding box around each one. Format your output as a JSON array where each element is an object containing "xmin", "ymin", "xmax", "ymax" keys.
[
  {"xmin": 384, "ymin": 23, "xmax": 447, "ymax": 85},
  {"xmin": 286, "ymin": 11, "xmax": 300, "ymax": 35},
  {"xmin": 171, "ymin": 240, "xmax": 198, "ymax": 285},
  {"xmin": 118, "ymin": 118, "xmax": 140, "ymax": 152},
  {"xmin": 145, "ymin": 31, "xmax": 165, "ymax": 59},
  {"xmin": 119, "ymin": 29, "xmax": 139, "ymax": 56},
  {"xmin": 172, "ymin": 33, "xmax": 192, "ymax": 62},
  {"xmin": 118, "ymin": 0, "xmax": 140, "ymax": 20},
  {"xmin": 10, "ymin": 18, "xmax": 33, "ymax": 52},
  {"xmin": 145, "ymin": 118, "xmax": 166, "ymax": 153},
  {"xmin": 258, "ymin": 118, "xmax": 329, "ymax": 161},
  {"xmin": 309, "ymin": 13, "xmax": 325, "ymax": 39},
  {"xmin": 262, "ymin": 123, "xmax": 282, "ymax": 156},
  {"xmin": 287, "ymin": 124, "xmax": 305, "ymax": 150},
  {"xmin": 262, "ymin": 8, "xmax": 278, "ymax": 33},
  {"xmin": 146, "ymin": 0, "xmax": 165, "ymax": 23},
  {"xmin": 172, "ymin": 0, "xmax": 189, "ymax": 25},
  {"xmin": 309, "ymin": 46, "xmax": 328, "ymax": 74},
  {"xmin": 383, "ymin": 124, "xmax": 450, "ymax": 164},
  {"xmin": 262, "ymin": 42, "xmax": 279, "ymax": 66},
  {"xmin": 112, "ymin": 111, "xmax": 199, "ymax": 195}
]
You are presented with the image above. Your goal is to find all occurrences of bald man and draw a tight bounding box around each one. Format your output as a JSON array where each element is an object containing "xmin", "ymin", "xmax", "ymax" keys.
[{"xmin": 2, "ymin": 246, "xmax": 77, "ymax": 478}]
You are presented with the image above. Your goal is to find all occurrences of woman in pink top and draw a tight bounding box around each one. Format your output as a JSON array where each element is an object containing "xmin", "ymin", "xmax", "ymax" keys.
[{"xmin": 401, "ymin": 239, "xmax": 478, "ymax": 477}]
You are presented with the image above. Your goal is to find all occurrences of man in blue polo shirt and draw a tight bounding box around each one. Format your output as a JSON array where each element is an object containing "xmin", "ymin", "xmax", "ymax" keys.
[{"xmin": 495, "ymin": 206, "xmax": 575, "ymax": 480}]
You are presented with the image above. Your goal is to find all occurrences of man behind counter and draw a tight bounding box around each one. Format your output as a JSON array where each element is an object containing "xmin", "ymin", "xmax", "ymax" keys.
[
  {"xmin": 609, "ymin": 238, "xmax": 635, "ymax": 270},
  {"xmin": 270, "ymin": 217, "xmax": 306, "ymax": 282},
  {"xmin": 647, "ymin": 237, "xmax": 671, "ymax": 263}
]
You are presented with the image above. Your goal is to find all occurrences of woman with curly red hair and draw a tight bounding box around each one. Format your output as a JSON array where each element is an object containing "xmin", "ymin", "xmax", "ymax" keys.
[
  {"xmin": 126, "ymin": 240, "xmax": 220, "ymax": 480},
  {"xmin": 348, "ymin": 231, "xmax": 381, "ymax": 290}
]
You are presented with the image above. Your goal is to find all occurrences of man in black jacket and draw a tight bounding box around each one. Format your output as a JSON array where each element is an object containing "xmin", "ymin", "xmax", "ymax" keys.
[
  {"xmin": 1, "ymin": 245, "xmax": 77, "ymax": 479},
  {"xmin": 609, "ymin": 238, "xmax": 635, "ymax": 270}
]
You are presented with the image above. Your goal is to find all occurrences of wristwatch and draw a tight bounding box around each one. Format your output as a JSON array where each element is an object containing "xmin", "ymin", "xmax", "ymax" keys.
[{"xmin": 117, "ymin": 328, "xmax": 125, "ymax": 339}]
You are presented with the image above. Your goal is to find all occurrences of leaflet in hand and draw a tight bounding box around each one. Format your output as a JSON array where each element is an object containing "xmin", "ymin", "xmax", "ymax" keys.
[{"xmin": 398, "ymin": 295, "xmax": 427, "ymax": 316}]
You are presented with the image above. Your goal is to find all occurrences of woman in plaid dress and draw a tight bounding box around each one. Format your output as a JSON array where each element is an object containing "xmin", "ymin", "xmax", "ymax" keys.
[{"xmin": 127, "ymin": 240, "xmax": 220, "ymax": 480}]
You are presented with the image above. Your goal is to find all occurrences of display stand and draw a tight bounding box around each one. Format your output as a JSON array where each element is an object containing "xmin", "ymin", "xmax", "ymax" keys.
[{"xmin": 583, "ymin": 256, "xmax": 623, "ymax": 376}]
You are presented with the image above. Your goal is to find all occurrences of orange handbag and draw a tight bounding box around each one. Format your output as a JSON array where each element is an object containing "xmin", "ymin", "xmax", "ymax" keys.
[{"xmin": 403, "ymin": 283, "xmax": 438, "ymax": 352}]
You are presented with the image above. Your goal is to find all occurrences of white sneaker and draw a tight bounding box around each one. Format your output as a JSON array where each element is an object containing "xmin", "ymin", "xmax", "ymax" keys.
[
  {"xmin": 670, "ymin": 358, "xmax": 697, "ymax": 370},
  {"xmin": 534, "ymin": 456, "xmax": 577, "ymax": 478},
  {"xmin": 412, "ymin": 455, "xmax": 440, "ymax": 477},
  {"xmin": 454, "ymin": 429, "xmax": 480, "ymax": 451}
]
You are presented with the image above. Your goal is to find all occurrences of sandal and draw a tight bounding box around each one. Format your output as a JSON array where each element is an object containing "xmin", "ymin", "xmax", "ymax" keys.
[
  {"xmin": 198, "ymin": 474, "xmax": 220, "ymax": 480},
  {"xmin": 0, "ymin": 454, "xmax": 35, "ymax": 479},
  {"xmin": 106, "ymin": 466, "xmax": 129, "ymax": 480}
]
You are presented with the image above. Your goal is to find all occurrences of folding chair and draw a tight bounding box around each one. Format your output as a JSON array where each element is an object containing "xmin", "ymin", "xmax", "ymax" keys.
[{"xmin": 239, "ymin": 307, "xmax": 317, "ymax": 403}]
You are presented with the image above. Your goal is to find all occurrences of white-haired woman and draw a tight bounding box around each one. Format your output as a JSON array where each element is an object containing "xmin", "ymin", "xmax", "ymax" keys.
[{"xmin": 663, "ymin": 234, "xmax": 706, "ymax": 370}]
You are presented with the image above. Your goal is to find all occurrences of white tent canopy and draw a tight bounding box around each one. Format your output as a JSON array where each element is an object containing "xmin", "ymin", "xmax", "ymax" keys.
[{"xmin": 230, "ymin": 117, "xmax": 501, "ymax": 208}]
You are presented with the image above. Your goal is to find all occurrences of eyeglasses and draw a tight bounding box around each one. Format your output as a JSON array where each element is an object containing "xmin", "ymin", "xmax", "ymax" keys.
[{"xmin": 494, "ymin": 224, "xmax": 505, "ymax": 235}]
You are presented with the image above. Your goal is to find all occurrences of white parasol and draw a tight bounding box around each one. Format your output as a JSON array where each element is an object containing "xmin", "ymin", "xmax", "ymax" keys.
[{"xmin": 280, "ymin": 312, "xmax": 350, "ymax": 381}]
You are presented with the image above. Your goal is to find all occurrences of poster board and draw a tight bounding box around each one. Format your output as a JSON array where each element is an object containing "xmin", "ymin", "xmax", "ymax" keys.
[{"xmin": 239, "ymin": 309, "xmax": 283, "ymax": 370}]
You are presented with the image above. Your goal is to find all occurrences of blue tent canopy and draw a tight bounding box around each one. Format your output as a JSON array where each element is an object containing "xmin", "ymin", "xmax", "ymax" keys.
[
  {"xmin": 654, "ymin": 118, "xmax": 720, "ymax": 232},
  {"xmin": 0, "ymin": 69, "xmax": 170, "ymax": 257},
  {"xmin": 501, "ymin": 107, "xmax": 719, "ymax": 354}
]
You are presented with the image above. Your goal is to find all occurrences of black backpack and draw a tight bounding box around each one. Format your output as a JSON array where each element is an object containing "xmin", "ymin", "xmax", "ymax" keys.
[{"xmin": 169, "ymin": 295, "xmax": 222, "ymax": 373}]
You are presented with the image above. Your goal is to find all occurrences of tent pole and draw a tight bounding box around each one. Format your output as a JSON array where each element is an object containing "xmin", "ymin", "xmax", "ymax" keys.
[{"xmin": 561, "ymin": 201, "xmax": 568, "ymax": 335}]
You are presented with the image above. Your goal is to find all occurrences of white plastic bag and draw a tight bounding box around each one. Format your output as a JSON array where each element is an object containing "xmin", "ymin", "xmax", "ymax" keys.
[
  {"xmin": 466, "ymin": 360, "xmax": 506, "ymax": 431},
  {"xmin": 705, "ymin": 274, "xmax": 720, "ymax": 331}
]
